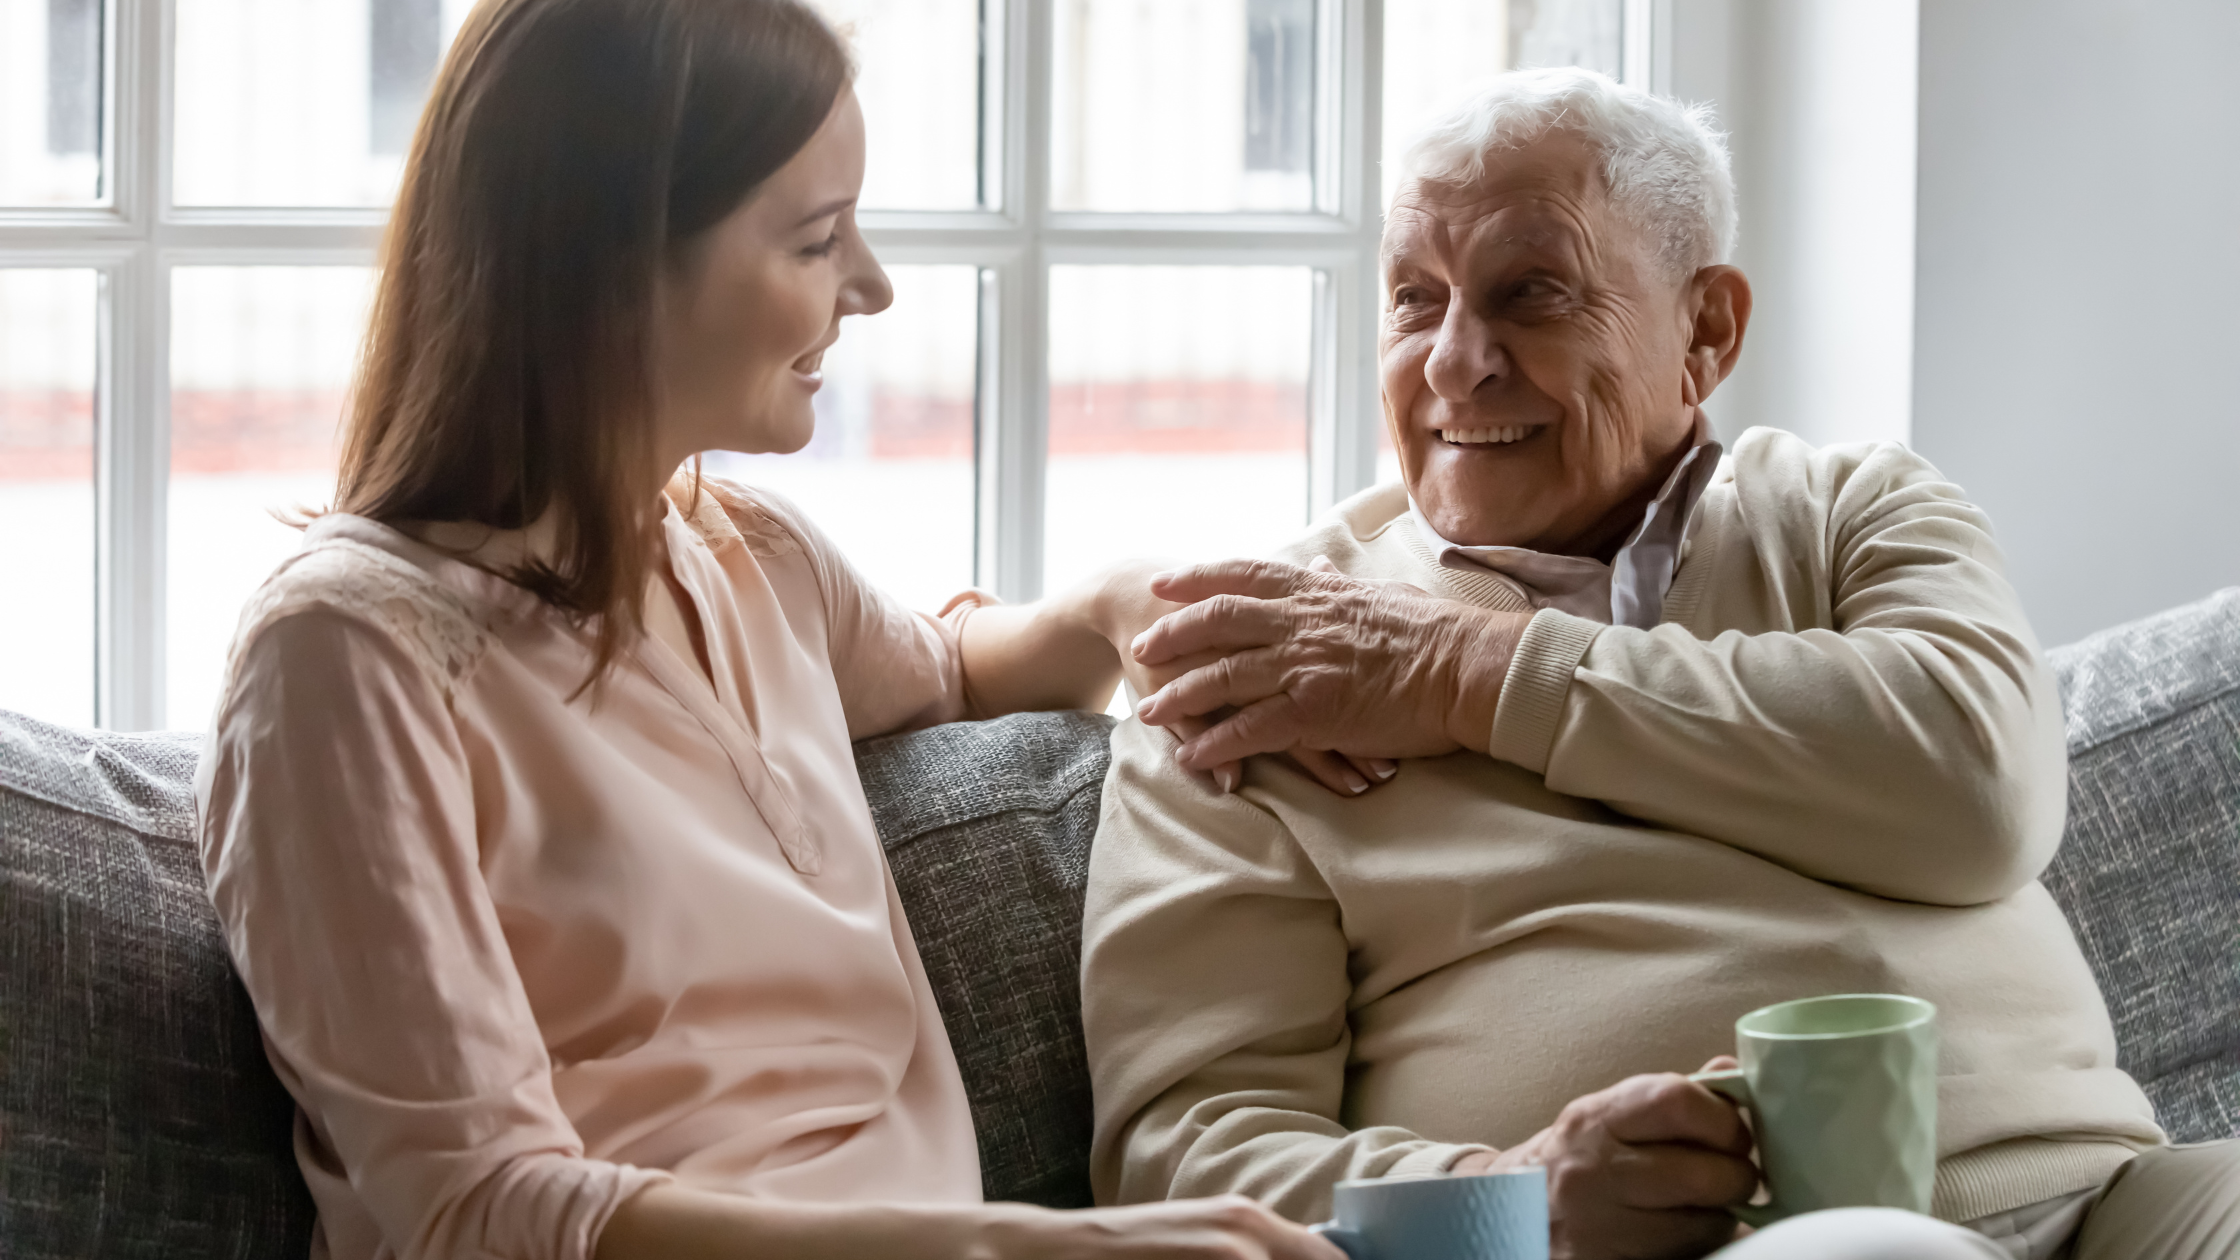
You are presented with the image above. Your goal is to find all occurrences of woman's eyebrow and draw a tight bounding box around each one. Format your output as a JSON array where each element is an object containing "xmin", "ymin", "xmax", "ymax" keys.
[{"xmin": 793, "ymin": 196, "xmax": 856, "ymax": 229}]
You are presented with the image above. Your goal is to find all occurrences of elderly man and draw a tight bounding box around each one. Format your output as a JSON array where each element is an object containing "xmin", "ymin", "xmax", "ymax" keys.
[{"xmin": 1081, "ymin": 69, "xmax": 2239, "ymax": 1260}]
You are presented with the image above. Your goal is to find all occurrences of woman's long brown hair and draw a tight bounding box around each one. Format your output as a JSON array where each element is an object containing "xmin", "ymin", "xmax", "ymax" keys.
[{"xmin": 336, "ymin": 0, "xmax": 849, "ymax": 684}]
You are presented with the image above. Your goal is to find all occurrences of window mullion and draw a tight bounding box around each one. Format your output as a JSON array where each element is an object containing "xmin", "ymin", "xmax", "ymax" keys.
[
  {"xmin": 1319, "ymin": 0, "xmax": 1384, "ymax": 511},
  {"xmin": 1622, "ymin": 0, "xmax": 1667, "ymax": 91},
  {"xmin": 92, "ymin": 0, "xmax": 169, "ymax": 729},
  {"xmin": 982, "ymin": 0, "xmax": 1047, "ymax": 602},
  {"xmin": 97, "ymin": 247, "xmax": 167, "ymax": 731}
]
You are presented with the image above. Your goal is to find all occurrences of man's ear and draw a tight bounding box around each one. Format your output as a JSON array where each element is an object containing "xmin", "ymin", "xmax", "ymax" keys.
[{"xmin": 1682, "ymin": 265, "xmax": 1751, "ymax": 406}]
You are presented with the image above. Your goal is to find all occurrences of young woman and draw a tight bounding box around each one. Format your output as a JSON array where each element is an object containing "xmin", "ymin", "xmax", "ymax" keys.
[{"xmin": 196, "ymin": 2, "xmax": 1343, "ymax": 1258}]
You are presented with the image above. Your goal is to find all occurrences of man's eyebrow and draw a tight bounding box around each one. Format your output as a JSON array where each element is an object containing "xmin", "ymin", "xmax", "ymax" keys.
[{"xmin": 793, "ymin": 196, "xmax": 855, "ymax": 229}]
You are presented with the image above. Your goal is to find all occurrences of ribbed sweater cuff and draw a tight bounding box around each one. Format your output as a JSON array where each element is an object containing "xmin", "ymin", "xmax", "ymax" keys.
[
  {"xmin": 1936, "ymin": 1138, "xmax": 2139, "ymax": 1222},
  {"xmin": 1487, "ymin": 610, "xmax": 1602, "ymax": 775},
  {"xmin": 1385, "ymin": 1143, "xmax": 1497, "ymax": 1179}
]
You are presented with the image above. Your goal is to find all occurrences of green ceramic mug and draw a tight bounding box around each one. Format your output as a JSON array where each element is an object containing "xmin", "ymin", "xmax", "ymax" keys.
[{"xmin": 1690, "ymin": 993, "xmax": 1938, "ymax": 1226}]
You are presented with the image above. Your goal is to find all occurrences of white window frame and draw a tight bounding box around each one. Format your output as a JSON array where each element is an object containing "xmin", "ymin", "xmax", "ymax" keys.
[{"xmin": 0, "ymin": 0, "xmax": 1663, "ymax": 731}]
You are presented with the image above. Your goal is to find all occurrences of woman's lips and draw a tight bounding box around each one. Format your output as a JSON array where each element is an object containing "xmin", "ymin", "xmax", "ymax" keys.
[{"xmin": 791, "ymin": 351, "xmax": 824, "ymax": 389}]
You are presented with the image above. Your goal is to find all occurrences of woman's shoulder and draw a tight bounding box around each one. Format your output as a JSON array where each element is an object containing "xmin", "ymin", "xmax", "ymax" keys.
[
  {"xmin": 227, "ymin": 515, "xmax": 499, "ymax": 704},
  {"xmin": 670, "ymin": 472, "xmax": 841, "ymax": 564}
]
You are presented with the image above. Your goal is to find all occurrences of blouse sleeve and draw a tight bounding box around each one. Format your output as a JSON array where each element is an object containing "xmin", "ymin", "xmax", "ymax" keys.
[
  {"xmin": 197, "ymin": 606, "xmax": 669, "ymax": 1260},
  {"xmin": 724, "ymin": 484, "xmax": 974, "ymax": 740}
]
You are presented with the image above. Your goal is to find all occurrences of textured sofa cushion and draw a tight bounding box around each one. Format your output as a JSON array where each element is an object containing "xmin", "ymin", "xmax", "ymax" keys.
[
  {"xmin": 2044, "ymin": 587, "xmax": 2240, "ymax": 1143},
  {"xmin": 856, "ymin": 710, "xmax": 1115, "ymax": 1208},
  {"xmin": 0, "ymin": 713, "xmax": 314, "ymax": 1260}
]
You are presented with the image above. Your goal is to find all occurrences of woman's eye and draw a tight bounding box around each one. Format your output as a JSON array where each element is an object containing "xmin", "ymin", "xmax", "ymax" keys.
[{"xmin": 800, "ymin": 232, "xmax": 841, "ymax": 259}]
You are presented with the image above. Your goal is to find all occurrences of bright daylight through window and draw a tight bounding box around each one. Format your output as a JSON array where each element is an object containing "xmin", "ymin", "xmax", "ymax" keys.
[{"xmin": 0, "ymin": 0, "xmax": 1645, "ymax": 732}]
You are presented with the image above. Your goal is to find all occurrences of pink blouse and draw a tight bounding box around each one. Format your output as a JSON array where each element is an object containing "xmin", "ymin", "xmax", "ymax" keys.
[{"xmin": 195, "ymin": 477, "xmax": 983, "ymax": 1260}]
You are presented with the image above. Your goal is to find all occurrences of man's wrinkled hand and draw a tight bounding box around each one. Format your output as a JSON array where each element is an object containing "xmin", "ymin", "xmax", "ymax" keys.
[
  {"xmin": 1456, "ymin": 1061, "xmax": 1758, "ymax": 1260},
  {"xmin": 1090, "ymin": 560, "xmax": 1400, "ymax": 798},
  {"xmin": 1130, "ymin": 557, "xmax": 1530, "ymax": 773}
]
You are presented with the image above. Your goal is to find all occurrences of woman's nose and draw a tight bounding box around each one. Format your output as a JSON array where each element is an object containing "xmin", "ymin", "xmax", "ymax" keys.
[{"xmin": 844, "ymin": 242, "xmax": 894, "ymax": 317}]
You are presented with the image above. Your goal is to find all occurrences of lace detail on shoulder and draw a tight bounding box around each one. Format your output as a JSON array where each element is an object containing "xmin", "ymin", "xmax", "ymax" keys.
[
  {"xmin": 224, "ymin": 536, "xmax": 496, "ymax": 705},
  {"xmin": 677, "ymin": 475, "xmax": 803, "ymax": 560}
]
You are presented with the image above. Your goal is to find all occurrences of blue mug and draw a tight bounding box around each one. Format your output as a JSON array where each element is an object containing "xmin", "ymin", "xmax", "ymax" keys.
[{"xmin": 1310, "ymin": 1168, "xmax": 1550, "ymax": 1260}]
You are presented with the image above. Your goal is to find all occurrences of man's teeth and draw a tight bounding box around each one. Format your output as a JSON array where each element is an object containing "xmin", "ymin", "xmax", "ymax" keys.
[{"xmin": 1440, "ymin": 426, "xmax": 1536, "ymax": 445}]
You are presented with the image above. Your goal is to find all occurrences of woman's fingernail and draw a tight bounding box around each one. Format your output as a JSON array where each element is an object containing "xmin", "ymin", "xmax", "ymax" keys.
[
  {"xmin": 1372, "ymin": 761, "xmax": 1398, "ymax": 781},
  {"xmin": 1129, "ymin": 631, "xmax": 1149, "ymax": 656},
  {"xmin": 1344, "ymin": 772, "xmax": 1369, "ymax": 794},
  {"xmin": 1218, "ymin": 767, "xmax": 1240, "ymax": 793},
  {"xmin": 1137, "ymin": 694, "xmax": 1156, "ymax": 719}
]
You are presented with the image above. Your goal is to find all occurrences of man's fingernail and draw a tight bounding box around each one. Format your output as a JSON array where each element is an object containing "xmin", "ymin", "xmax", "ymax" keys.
[
  {"xmin": 1150, "ymin": 570, "xmax": 1175, "ymax": 586},
  {"xmin": 1135, "ymin": 695, "xmax": 1155, "ymax": 719}
]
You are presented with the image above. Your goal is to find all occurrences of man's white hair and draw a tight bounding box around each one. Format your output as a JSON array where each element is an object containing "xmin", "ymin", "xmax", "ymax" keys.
[{"xmin": 1397, "ymin": 67, "xmax": 1737, "ymax": 279}]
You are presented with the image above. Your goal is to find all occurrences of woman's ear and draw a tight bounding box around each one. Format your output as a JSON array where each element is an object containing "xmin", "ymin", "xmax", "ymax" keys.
[{"xmin": 1684, "ymin": 265, "xmax": 1752, "ymax": 405}]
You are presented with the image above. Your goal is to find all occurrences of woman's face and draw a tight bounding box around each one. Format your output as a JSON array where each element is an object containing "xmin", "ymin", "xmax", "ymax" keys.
[{"xmin": 653, "ymin": 87, "xmax": 891, "ymax": 466}]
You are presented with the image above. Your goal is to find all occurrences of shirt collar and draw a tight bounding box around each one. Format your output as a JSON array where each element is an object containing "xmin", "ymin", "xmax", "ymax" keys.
[{"xmin": 1408, "ymin": 411, "xmax": 1722, "ymax": 628}]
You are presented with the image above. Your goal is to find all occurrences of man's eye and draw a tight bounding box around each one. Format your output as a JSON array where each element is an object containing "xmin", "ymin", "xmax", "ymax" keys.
[{"xmin": 1391, "ymin": 287, "xmax": 1428, "ymax": 307}]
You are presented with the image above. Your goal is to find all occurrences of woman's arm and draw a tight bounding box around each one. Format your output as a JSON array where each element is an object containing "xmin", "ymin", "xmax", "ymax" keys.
[
  {"xmin": 954, "ymin": 560, "xmax": 1172, "ymax": 718},
  {"xmin": 959, "ymin": 562, "xmax": 1398, "ymax": 798},
  {"xmin": 595, "ymin": 1183, "xmax": 1340, "ymax": 1260},
  {"xmin": 200, "ymin": 605, "xmax": 668, "ymax": 1260}
]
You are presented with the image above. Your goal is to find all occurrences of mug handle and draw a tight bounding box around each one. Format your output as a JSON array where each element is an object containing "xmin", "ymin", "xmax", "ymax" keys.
[
  {"xmin": 1690, "ymin": 1068, "xmax": 1779, "ymax": 1229},
  {"xmin": 1309, "ymin": 1222, "xmax": 1373, "ymax": 1260}
]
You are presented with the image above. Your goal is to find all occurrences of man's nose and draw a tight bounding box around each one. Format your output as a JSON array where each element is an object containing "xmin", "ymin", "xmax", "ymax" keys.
[{"xmin": 1422, "ymin": 291, "xmax": 1504, "ymax": 403}]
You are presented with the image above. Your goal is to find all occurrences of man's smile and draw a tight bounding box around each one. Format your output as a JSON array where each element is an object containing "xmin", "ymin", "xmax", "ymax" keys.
[{"xmin": 1438, "ymin": 423, "xmax": 1549, "ymax": 446}]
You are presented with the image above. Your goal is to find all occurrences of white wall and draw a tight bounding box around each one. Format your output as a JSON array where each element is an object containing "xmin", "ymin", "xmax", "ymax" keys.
[
  {"xmin": 1911, "ymin": 0, "xmax": 2240, "ymax": 647},
  {"xmin": 1665, "ymin": 0, "xmax": 1919, "ymax": 452}
]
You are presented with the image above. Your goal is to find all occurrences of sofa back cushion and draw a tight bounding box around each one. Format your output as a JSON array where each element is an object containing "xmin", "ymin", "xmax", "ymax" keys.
[
  {"xmin": 857, "ymin": 710, "xmax": 1114, "ymax": 1207},
  {"xmin": 2044, "ymin": 587, "xmax": 2240, "ymax": 1144},
  {"xmin": 0, "ymin": 714, "xmax": 315, "ymax": 1260}
]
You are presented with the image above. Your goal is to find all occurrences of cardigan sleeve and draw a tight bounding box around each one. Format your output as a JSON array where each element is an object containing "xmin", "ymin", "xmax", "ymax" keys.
[
  {"xmin": 197, "ymin": 607, "xmax": 669, "ymax": 1260},
  {"xmin": 1486, "ymin": 436, "xmax": 2068, "ymax": 907}
]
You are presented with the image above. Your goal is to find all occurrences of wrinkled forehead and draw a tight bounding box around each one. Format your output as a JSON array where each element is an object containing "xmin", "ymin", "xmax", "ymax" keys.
[{"xmin": 1381, "ymin": 131, "xmax": 1619, "ymax": 268}]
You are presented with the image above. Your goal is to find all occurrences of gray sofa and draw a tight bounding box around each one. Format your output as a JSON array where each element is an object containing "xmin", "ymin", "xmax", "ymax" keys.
[{"xmin": 3, "ymin": 590, "xmax": 2236, "ymax": 1258}]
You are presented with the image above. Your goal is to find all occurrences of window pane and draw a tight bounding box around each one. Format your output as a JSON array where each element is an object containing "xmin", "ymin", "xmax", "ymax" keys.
[
  {"xmin": 173, "ymin": 0, "xmax": 472, "ymax": 207},
  {"xmin": 168, "ymin": 267, "xmax": 373, "ymax": 729},
  {"xmin": 1044, "ymin": 266, "xmax": 1312, "ymax": 597},
  {"xmin": 0, "ymin": 270, "xmax": 99, "ymax": 727},
  {"xmin": 1376, "ymin": 420, "xmax": 1401, "ymax": 487},
  {"xmin": 1052, "ymin": 0, "xmax": 1319, "ymax": 213},
  {"xmin": 173, "ymin": 1, "xmax": 976, "ymax": 211},
  {"xmin": 0, "ymin": 0, "xmax": 105, "ymax": 204},
  {"xmin": 705, "ymin": 265, "xmax": 978, "ymax": 612},
  {"xmin": 809, "ymin": 0, "xmax": 982, "ymax": 210},
  {"xmin": 1382, "ymin": 0, "xmax": 1626, "ymax": 208}
]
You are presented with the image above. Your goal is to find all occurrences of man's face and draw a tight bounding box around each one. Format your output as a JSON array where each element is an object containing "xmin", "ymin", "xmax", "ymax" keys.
[{"xmin": 1380, "ymin": 131, "xmax": 1704, "ymax": 554}]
